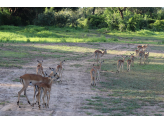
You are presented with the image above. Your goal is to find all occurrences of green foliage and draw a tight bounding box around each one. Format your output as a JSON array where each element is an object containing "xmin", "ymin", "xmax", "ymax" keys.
[
  {"xmin": 119, "ymin": 23, "xmax": 126, "ymax": 32},
  {"xmin": 0, "ymin": 11, "xmax": 22, "ymax": 26},
  {"xmin": 127, "ymin": 14, "xmax": 148, "ymax": 31},
  {"xmin": 104, "ymin": 8, "xmax": 122, "ymax": 30},
  {"xmin": 34, "ymin": 12, "xmax": 55, "ymax": 26},
  {"xmin": 152, "ymin": 20, "xmax": 164, "ymax": 31},
  {"xmin": 86, "ymin": 15, "xmax": 108, "ymax": 29},
  {"xmin": 136, "ymin": 29, "xmax": 156, "ymax": 35},
  {"xmin": 34, "ymin": 9, "xmax": 70, "ymax": 27}
]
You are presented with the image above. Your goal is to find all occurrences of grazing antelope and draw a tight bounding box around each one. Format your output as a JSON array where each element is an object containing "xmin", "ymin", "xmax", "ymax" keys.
[
  {"xmin": 144, "ymin": 52, "xmax": 149, "ymax": 64},
  {"xmin": 35, "ymin": 73, "xmax": 59, "ymax": 109},
  {"xmin": 117, "ymin": 55, "xmax": 127, "ymax": 73},
  {"xmin": 130, "ymin": 53, "xmax": 135, "ymax": 67},
  {"xmin": 94, "ymin": 49, "xmax": 107, "ymax": 64},
  {"xmin": 90, "ymin": 60, "xmax": 104, "ymax": 86},
  {"xmin": 17, "ymin": 71, "xmax": 58, "ymax": 108},
  {"xmin": 36, "ymin": 60, "xmax": 45, "ymax": 77}
]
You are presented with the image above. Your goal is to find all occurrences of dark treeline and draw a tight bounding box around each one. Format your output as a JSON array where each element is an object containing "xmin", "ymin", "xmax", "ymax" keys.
[{"xmin": 0, "ymin": 7, "xmax": 164, "ymax": 31}]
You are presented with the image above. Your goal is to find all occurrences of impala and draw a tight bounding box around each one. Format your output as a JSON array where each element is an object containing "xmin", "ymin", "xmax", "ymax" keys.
[
  {"xmin": 56, "ymin": 60, "xmax": 65, "ymax": 79},
  {"xmin": 139, "ymin": 50, "xmax": 145, "ymax": 64},
  {"xmin": 32, "ymin": 68, "xmax": 59, "ymax": 106},
  {"xmin": 130, "ymin": 53, "xmax": 135, "ymax": 67},
  {"xmin": 35, "ymin": 73, "xmax": 59, "ymax": 109},
  {"xmin": 144, "ymin": 52, "xmax": 149, "ymax": 64},
  {"xmin": 17, "ymin": 69, "xmax": 58, "ymax": 108},
  {"xmin": 117, "ymin": 55, "xmax": 127, "ymax": 73},
  {"xmin": 94, "ymin": 49, "xmax": 107, "ymax": 64},
  {"xmin": 127, "ymin": 56, "xmax": 133, "ymax": 72},
  {"xmin": 90, "ymin": 60, "xmax": 104, "ymax": 86},
  {"xmin": 36, "ymin": 60, "xmax": 45, "ymax": 77}
]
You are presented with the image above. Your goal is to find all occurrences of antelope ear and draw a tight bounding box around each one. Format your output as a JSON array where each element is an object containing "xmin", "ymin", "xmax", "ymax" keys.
[{"xmin": 37, "ymin": 60, "xmax": 39, "ymax": 63}]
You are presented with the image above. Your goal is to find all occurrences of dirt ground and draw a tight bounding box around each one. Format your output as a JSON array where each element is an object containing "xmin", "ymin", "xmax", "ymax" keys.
[{"xmin": 0, "ymin": 43, "xmax": 156, "ymax": 116}]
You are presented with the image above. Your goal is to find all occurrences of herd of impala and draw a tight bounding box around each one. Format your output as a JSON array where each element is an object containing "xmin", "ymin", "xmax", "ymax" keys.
[
  {"xmin": 90, "ymin": 44, "xmax": 149, "ymax": 86},
  {"xmin": 17, "ymin": 44, "xmax": 149, "ymax": 109},
  {"xmin": 17, "ymin": 60, "xmax": 65, "ymax": 109}
]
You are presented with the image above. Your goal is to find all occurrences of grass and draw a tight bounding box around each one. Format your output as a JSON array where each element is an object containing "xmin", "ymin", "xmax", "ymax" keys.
[
  {"xmin": 1, "ymin": 25, "xmax": 164, "ymax": 116},
  {"xmin": 83, "ymin": 47, "xmax": 164, "ymax": 116}
]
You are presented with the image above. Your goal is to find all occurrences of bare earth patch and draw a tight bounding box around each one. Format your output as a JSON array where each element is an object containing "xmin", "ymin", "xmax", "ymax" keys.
[{"xmin": 0, "ymin": 43, "xmax": 164, "ymax": 116}]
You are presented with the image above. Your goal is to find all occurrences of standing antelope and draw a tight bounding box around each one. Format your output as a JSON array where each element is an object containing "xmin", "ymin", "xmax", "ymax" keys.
[
  {"xmin": 139, "ymin": 50, "xmax": 145, "ymax": 64},
  {"xmin": 32, "ymin": 68, "xmax": 58, "ymax": 106},
  {"xmin": 127, "ymin": 56, "xmax": 133, "ymax": 72},
  {"xmin": 35, "ymin": 73, "xmax": 59, "ymax": 109},
  {"xmin": 56, "ymin": 60, "xmax": 65, "ymax": 79},
  {"xmin": 17, "ymin": 71, "xmax": 58, "ymax": 108},
  {"xmin": 117, "ymin": 55, "xmax": 127, "ymax": 73},
  {"xmin": 130, "ymin": 53, "xmax": 135, "ymax": 67},
  {"xmin": 90, "ymin": 60, "xmax": 104, "ymax": 86},
  {"xmin": 144, "ymin": 52, "xmax": 149, "ymax": 64},
  {"xmin": 36, "ymin": 60, "xmax": 45, "ymax": 77},
  {"xmin": 94, "ymin": 49, "xmax": 107, "ymax": 64}
]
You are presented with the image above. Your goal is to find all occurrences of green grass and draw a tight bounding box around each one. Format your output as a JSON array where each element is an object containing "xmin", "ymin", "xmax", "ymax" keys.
[
  {"xmin": 83, "ymin": 49, "xmax": 164, "ymax": 116},
  {"xmin": 1, "ymin": 25, "xmax": 164, "ymax": 115}
]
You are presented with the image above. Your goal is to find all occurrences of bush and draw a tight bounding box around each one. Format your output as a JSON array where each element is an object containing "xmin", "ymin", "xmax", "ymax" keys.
[
  {"xmin": 34, "ymin": 12, "xmax": 55, "ymax": 26},
  {"xmin": 127, "ymin": 14, "xmax": 148, "ymax": 31},
  {"xmin": 0, "ymin": 12, "xmax": 22, "ymax": 26},
  {"xmin": 119, "ymin": 23, "xmax": 126, "ymax": 32},
  {"xmin": 152, "ymin": 20, "xmax": 164, "ymax": 31},
  {"xmin": 86, "ymin": 15, "xmax": 108, "ymax": 29},
  {"xmin": 34, "ymin": 11, "xmax": 70, "ymax": 27}
]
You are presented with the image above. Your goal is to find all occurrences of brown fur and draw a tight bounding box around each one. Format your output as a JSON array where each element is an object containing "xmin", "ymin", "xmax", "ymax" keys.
[
  {"xmin": 117, "ymin": 56, "xmax": 127, "ymax": 73},
  {"xmin": 139, "ymin": 50, "xmax": 145, "ymax": 64},
  {"xmin": 56, "ymin": 60, "xmax": 65, "ymax": 79},
  {"xmin": 90, "ymin": 60, "xmax": 104, "ymax": 86},
  {"xmin": 35, "ymin": 75, "xmax": 57, "ymax": 109},
  {"xmin": 17, "ymin": 73, "xmax": 59, "ymax": 108},
  {"xmin": 144, "ymin": 52, "xmax": 149, "ymax": 64},
  {"xmin": 94, "ymin": 49, "xmax": 107, "ymax": 64},
  {"xmin": 36, "ymin": 60, "xmax": 45, "ymax": 77}
]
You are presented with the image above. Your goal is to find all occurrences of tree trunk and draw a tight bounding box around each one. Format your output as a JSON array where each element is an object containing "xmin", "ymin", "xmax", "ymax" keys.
[
  {"xmin": 120, "ymin": 10, "xmax": 124, "ymax": 19},
  {"xmin": 92, "ymin": 7, "xmax": 96, "ymax": 15},
  {"xmin": 118, "ymin": 7, "xmax": 127, "ymax": 19}
]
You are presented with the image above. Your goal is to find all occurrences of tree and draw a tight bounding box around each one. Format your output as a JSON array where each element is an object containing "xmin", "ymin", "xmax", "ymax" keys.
[{"xmin": 118, "ymin": 7, "xmax": 127, "ymax": 19}]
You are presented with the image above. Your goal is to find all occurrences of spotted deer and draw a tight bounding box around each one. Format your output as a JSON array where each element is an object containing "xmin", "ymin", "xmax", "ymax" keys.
[
  {"xmin": 94, "ymin": 49, "xmax": 107, "ymax": 64},
  {"xmin": 90, "ymin": 60, "xmax": 104, "ymax": 86},
  {"xmin": 36, "ymin": 60, "xmax": 45, "ymax": 77},
  {"xmin": 117, "ymin": 55, "xmax": 127, "ymax": 73}
]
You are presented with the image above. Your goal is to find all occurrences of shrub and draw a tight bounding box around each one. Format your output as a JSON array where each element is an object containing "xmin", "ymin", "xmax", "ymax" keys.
[
  {"xmin": 34, "ymin": 12, "xmax": 55, "ymax": 26},
  {"xmin": 119, "ymin": 23, "xmax": 126, "ymax": 32},
  {"xmin": 152, "ymin": 20, "xmax": 164, "ymax": 31},
  {"xmin": 86, "ymin": 15, "xmax": 108, "ymax": 29},
  {"xmin": 127, "ymin": 14, "xmax": 148, "ymax": 31}
]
